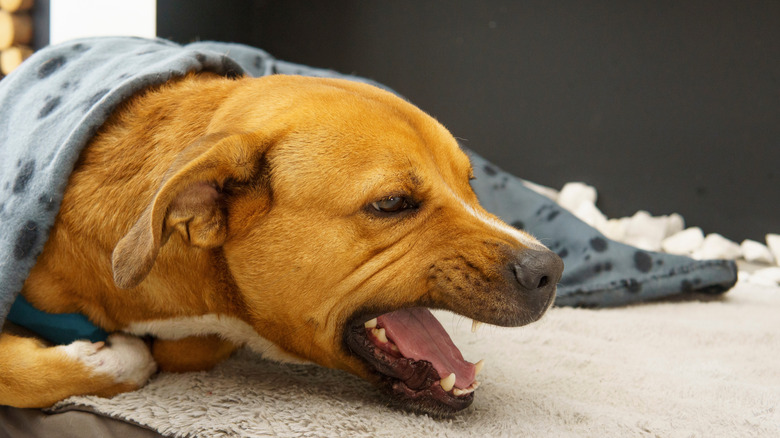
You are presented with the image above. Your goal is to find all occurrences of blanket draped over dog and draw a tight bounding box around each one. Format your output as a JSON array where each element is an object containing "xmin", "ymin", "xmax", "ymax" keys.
[{"xmin": 0, "ymin": 37, "xmax": 737, "ymax": 340}]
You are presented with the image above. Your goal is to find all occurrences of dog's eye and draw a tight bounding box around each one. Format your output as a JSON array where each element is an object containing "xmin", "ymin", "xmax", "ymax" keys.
[{"xmin": 371, "ymin": 196, "xmax": 413, "ymax": 213}]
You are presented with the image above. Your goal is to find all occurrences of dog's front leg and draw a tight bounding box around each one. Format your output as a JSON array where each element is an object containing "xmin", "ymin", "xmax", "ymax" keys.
[
  {"xmin": 152, "ymin": 335, "xmax": 237, "ymax": 372},
  {"xmin": 0, "ymin": 332, "xmax": 156, "ymax": 408}
]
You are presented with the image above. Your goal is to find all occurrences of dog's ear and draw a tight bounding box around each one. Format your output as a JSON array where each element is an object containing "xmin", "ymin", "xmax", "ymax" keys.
[{"xmin": 112, "ymin": 132, "xmax": 266, "ymax": 289}]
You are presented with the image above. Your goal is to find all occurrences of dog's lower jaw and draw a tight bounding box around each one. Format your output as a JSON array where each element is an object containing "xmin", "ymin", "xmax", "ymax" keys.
[
  {"xmin": 388, "ymin": 379, "xmax": 475, "ymax": 417},
  {"xmin": 343, "ymin": 315, "xmax": 476, "ymax": 417}
]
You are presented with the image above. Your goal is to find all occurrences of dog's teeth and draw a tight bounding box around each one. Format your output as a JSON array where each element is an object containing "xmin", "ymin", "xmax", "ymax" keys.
[
  {"xmin": 440, "ymin": 373, "xmax": 456, "ymax": 392},
  {"xmin": 453, "ymin": 384, "xmax": 478, "ymax": 396},
  {"xmin": 471, "ymin": 320, "xmax": 484, "ymax": 333},
  {"xmin": 364, "ymin": 318, "xmax": 378, "ymax": 329},
  {"xmin": 372, "ymin": 328, "xmax": 388, "ymax": 343},
  {"xmin": 475, "ymin": 359, "xmax": 485, "ymax": 376}
]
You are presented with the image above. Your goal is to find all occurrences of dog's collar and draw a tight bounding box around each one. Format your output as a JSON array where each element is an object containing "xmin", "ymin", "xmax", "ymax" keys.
[{"xmin": 6, "ymin": 294, "xmax": 108, "ymax": 345}]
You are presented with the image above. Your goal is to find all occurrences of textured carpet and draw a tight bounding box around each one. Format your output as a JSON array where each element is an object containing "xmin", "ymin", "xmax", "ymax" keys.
[{"xmin": 52, "ymin": 280, "xmax": 780, "ymax": 437}]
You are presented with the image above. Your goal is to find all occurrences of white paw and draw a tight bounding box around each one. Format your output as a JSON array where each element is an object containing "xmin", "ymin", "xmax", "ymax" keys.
[{"xmin": 59, "ymin": 334, "xmax": 157, "ymax": 386}]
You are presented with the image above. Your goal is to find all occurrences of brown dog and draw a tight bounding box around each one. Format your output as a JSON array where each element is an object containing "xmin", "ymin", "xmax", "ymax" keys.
[{"xmin": 0, "ymin": 73, "xmax": 563, "ymax": 415}]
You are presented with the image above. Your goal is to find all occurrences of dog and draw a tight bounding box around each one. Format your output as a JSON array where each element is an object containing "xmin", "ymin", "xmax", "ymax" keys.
[{"xmin": 0, "ymin": 70, "xmax": 563, "ymax": 416}]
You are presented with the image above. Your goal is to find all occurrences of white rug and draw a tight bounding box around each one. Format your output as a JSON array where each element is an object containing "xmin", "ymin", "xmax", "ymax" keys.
[{"xmin": 53, "ymin": 280, "xmax": 780, "ymax": 437}]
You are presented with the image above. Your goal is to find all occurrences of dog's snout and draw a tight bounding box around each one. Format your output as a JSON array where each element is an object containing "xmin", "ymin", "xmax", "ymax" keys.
[{"xmin": 512, "ymin": 248, "xmax": 564, "ymax": 297}]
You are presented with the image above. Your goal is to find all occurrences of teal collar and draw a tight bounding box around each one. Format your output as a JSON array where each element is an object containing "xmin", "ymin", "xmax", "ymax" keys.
[{"xmin": 6, "ymin": 294, "xmax": 108, "ymax": 345}]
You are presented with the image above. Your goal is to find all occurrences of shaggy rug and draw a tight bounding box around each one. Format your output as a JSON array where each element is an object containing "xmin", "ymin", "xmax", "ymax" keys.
[{"xmin": 51, "ymin": 280, "xmax": 780, "ymax": 437}]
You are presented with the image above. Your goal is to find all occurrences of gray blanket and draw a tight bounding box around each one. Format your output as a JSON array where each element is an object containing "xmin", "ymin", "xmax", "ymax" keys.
[{"xmin": 0, "ymin": 37, "xmax": 737, "ymax": 336}]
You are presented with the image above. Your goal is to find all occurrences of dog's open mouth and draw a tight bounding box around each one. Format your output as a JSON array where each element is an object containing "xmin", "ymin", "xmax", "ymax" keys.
[{"xmin": 345, "ymin": 307, "xmax": 483, "ymax": 416}]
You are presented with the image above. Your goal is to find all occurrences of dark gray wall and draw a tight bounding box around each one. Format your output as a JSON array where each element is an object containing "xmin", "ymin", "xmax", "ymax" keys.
[
  {"xmin": 158, "ymin": 1, "xmax": 778, "ymax": 242},
  {"xmin": 30, "ymin": 0, "xmax": 50, "ymax": 50}
]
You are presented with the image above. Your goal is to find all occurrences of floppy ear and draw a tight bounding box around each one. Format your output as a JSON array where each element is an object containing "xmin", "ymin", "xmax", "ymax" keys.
[{"xmin": 112, "ymin": 132, "xmax": 266, "ymax": 289}]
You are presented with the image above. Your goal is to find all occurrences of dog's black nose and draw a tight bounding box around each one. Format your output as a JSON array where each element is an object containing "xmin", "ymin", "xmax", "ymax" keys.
[{"xmin": 513, "ymin": 248, "xmax": 564, "ymax": 297}]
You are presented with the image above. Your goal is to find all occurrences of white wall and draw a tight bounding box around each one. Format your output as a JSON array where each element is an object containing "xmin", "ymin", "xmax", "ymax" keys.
[{"xmin": 49, "ymin": 0, "xmax": 156, "ymax": 44}]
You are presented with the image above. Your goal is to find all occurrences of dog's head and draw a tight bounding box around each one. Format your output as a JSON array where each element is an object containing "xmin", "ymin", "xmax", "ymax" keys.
[{"xmin": 112, "ymin": 75, "xmax": 563, "ymax": 416}]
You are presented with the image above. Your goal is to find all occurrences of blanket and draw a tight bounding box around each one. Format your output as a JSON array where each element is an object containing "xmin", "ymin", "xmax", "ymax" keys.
[
  {"xmin": 50, "ymin": 279, "xmax": 780, "ymax": 437},
  {"xmin": 0, "ymin": 37, "xmax": 738, "ymax": 340}
]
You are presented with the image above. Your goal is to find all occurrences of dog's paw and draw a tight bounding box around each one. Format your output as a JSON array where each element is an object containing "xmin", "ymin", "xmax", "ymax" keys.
[{"xmin": 59, "ymin": 334, "xmax": 157, "ymax": 387}]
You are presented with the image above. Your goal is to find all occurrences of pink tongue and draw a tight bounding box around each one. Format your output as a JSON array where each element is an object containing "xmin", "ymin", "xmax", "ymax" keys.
[{"xmin": 378, "ymin": 308, "xmax": 475, "ymax": 389}]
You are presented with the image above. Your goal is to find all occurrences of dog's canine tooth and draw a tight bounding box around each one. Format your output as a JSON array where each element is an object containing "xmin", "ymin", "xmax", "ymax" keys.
[
  {"xmin": 372, "ymin": 327, "xmax": 388, "ymax": 343},
  {"xmin": 471, "ymin": 320, "xmax": 483, "ymax": 333},
  {"xmin": 364, "ymin": 318, "xmax": 378, "ymax": 329},
  {"xmin": 440, "ymin": 373, "xmax": 456, "ymax": 392},
  {"xmin": 475, "ymin": 359, "xmax": 485, "ymax": 376}
]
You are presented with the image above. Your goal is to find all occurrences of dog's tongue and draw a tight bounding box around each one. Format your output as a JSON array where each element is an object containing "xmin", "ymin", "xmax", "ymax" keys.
[{"xmin": 378, "ymin": 307, "xmax": 476, "ymax": 389}]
